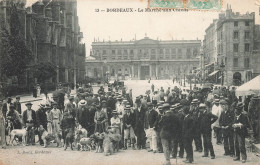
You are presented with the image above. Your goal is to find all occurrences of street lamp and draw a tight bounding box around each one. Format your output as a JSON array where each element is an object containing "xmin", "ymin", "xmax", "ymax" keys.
[{"xmin": 220, "ymin": 59, "xmax": 225, "ymax": 86}]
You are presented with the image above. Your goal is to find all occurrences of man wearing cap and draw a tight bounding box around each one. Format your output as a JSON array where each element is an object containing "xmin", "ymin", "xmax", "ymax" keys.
[
  {"xmin": 13, "ymin": 96, "xmax": 21, "ymax": 115},
  {"xmin": 219, "ymin": 100, "xmax": 235, "ymax": 157},
  {"xmin": 22, "ymin": 102, "xmax": 37, "ymax": 145},
  {"xmin": 100, "ymin": 100, "xmax": 109, "ymax": 130},
  {"xmin": 212, "ymin": 99, "xmax": 222, "ymax": 144},
  {"xmin": 50, "ymin": 102, "xmax": 62, "ymax": 136},
  {"xmin": 123, "ymin": 107, "xmax": 136, "ymax": 150},
  {"xmin": 36, "ymin": 103, "xmax": 47, "ymax": 146},
  {"xmin": 2, "ymin": 97, "xmax": 12, "ymax": 119},
  {"xmin": 172, "ymin": 104, "xmax": 185, "ymax": 158},
  {"xmin": 233, "ymin": 102, "xmax": 249, "ymax": 163},
  {"xmin": 199, "ymin": 104, "xmax": 217, "ymax": 159},
  {"xmin": 182, "ymin": 106, "xmax": 194, "ymax": 163},
  {"xmin": 159, "ymin": 103, "xmax": 180, "ymax": 165},
  {"xmin": 144, "ymin": 102, "xmax": 158, "ymax": 153},
  {"xmin": 190, "ymin": 99, "xmax": 203, "ymax": 152},
  {"xmin": 133, "ymin": 98, "xmax": 146, "ymax": 150}
]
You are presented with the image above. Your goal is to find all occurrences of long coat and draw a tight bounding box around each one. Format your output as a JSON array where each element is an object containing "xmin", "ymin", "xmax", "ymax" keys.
[
  {"xmin": 133, "ymin": 106, "xmax": 146, "ymax": 131},
  {"xmin": 233, "ymin": 114, "xmax": 249, "ymax": 137},
  {"xmin": 182, "ymin": 114, "xmax": 195, "ymax": 138},
  {"xmin": 159, "ymin": 111, "xmax": 180, "ymax": 140},
  {"xmin": 22, "ymin": 110, "xmax": 37, "ymax": 126},
  {"xmin": 200, "ymin": 111, "xmax": 218, "ymax": 134}
]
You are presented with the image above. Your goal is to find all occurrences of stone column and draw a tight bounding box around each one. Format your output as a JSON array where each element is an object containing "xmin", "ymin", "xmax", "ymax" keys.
[
  {"xmin": 138, "ymin": 64, "xmax": 141, "ymax": 79},
  {"xmin": 65, "ymin": 68, "xmax": 69, "ymax": 82},
  {"xmin": 122, "ymin": 65, "xmax": 125, "ymax": 80},
  {"xmin": 131, "ymin": 65, "xmax": 134, "ymax": 78},
  {"xmin": 156, "ymin": 64, "xmax": 159, "ymax": 79},
  {"xmin": 149, "ymin": 64, "xmax": 152, "ymax": 78}
]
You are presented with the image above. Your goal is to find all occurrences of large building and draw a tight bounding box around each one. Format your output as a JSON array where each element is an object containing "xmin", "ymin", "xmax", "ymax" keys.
[
  {"xmin": 203, "ymin": 6, "xmax": 260, "ymax": 86},
  {"xmin": 0, "ymin": 0, "xmax": 85, "ymax": 90},
  {"xmin": 86, "ymin": 37, "xmax": 201, "ymax": 80}
]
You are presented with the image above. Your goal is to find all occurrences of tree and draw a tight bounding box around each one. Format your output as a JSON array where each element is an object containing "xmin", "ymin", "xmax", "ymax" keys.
[
  {"xmin": 32, "ymin": 62, "xmax": 57, "ymax": 83},
  {"xmin": 0, "ymin": 4, "xmax": 32, "ymax": 81}
]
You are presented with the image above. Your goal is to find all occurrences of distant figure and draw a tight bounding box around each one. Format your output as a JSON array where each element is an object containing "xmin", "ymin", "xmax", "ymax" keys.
[{"xmin": 36, "ymin": 84, "xmax": 41, "ymax": 97}]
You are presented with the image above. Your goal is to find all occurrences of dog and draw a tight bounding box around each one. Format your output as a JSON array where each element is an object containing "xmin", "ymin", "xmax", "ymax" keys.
[
  {"xmin": 90, "ymin": 132, "xmax": 104, "ymax": 153},
  {"xmin": 103, "ymin": 132, "xmax": 114, "ymax": 156},
  {"xmin": 107, "ymin": 128, "xmax": 121, "ymax": 152},
  {"xmin": 64, "ymin": 128, "xmax": 74, "ymax": 151},
  {"xmin": 38, "ymin": 126, "xmax": 61, "ymax": 148},
  {"xmin": 9, "ymin": 127, "xmax": 28, "ymax": 146},
  {"xmin": 77, "ymin": 138, "xmax": 93, "ymax": 151}
]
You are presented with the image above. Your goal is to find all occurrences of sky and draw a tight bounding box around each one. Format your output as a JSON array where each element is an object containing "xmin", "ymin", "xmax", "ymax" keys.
[{"xmin": 76, "ymin": 0, "xmax": 259, "ymax": 56}]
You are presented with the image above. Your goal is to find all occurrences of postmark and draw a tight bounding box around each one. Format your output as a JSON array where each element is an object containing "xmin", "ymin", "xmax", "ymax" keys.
[{"xmin": 148, "ymin": 0, "xmax": 222, "ymax": 11}]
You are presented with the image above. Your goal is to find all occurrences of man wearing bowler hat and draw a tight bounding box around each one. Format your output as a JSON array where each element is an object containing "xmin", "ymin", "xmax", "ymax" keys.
[
  {"xmin": 233, "ymin": 102, "xmax": 249, "ymax": 163},
  {"xmin": 22, "ymin": 102, "xmax": 37, "ymax": 145},
  {"xmin": 199, "ymin": 103, "xmax": 217, "ymax": 159}
]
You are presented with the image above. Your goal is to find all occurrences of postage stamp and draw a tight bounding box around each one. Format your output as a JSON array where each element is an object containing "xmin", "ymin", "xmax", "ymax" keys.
[{"xmin": 148, "ymin": 0, "xmax": 222, "ymax": 11}]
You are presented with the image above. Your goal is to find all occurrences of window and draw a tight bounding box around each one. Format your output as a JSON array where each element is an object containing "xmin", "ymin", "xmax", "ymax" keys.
[
  {"xmin": 233, "ymin": 31, "xmax": 239, "ymax": 39},
  {"xmin": 102, "ymin": 50, "xmax": 106, "ymax": 55},
  {"xmin": 151, "ymin": 49, "xmax": 156, "ymax": 54},
  {"xmin": 234, "ymin": 21, "xmax": 238, "ymax": 27},
  {"xmin": 233, "ymin": 43, "xmax": 239, "ymax": 52},
  {"xmin": 233, "ymin": 58, "xmax": 238, "ymax": 67},
  {"xmin": 117, "ymin": 55, "xmax": 122, "ymax": 60},
  {"xmin": 124, "ymin": 49, "xmax": 128, "ymax": 55},
  {"xmin": 111, "ymin": 55, "xmax": 115, "ymax": 60},
  {"xmin": 159, "ymin": 49, "xmax": 163, "ymax": 54},
  {"xmin": 118, "ymin": 50, "xmax": 122, "ymax": 55},
  {"xmin": 245, "ymin": 31, "xmax": 250, "ymax": 39},
  {"xmin": 245, "ymin": 21, "xmax": 250, "ymax": 26},
  {"xmin": 112, "ymin": 50, "xmax": 115, "ymax": 55},
  {"xmin": 186, "ymin": 48, "xmax": 191, "ymax": 58},
  {"xmin": 130, "ymin": 49, "xmax": 134, "ymax": 55},
  {"xmin": 139, "ymin": 49, "xmax": 142, "ymax": 54},
  {"xmin": 244, "ymin": 58, "xmax": 250, "ymax": 68},
  {"xmin": 178, "ymin": 49, "xmax": 182, "ymax": 59},
  {"xmin": 245, "ymin": 43, "xmax": 250, "ymax": 52},
  {"xmin": 165, "ymin": 49, "xmax": 170, "ymax": 54}
]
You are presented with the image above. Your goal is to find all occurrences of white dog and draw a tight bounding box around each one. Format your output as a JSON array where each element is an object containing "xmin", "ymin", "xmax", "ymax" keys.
[{"xmin": 9, "ymin": 127, "xmax": 28, "ymax": 146}]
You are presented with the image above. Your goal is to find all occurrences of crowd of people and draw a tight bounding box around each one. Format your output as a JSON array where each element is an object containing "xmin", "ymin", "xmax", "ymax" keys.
[{"xmin": 0, "ymin": 82, "xmax": 258, "ymax": 165}]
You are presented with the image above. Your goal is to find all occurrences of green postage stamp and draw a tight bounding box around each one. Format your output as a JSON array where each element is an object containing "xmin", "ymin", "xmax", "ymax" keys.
[{"xmin": 148, "ymin": 0, "xmax": 222, "ymax": 11}]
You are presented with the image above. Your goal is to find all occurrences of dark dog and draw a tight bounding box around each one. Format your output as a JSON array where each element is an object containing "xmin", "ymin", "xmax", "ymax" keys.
[
  {"xmin": 90, "ymin": 132, "xmax": 104, "ymax": 153},
  {"xmin": 38, "ymin": 126, "xmax": 61, "ymax": 148},
  {"xmin": 64, "ymin": 128, "xmax": 74, "ymax": 151}
]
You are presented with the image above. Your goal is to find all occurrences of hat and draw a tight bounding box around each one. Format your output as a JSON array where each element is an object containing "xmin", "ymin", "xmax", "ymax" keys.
[
  {"xmin": 122, "ymin": 99, "xmax": 128, "ymax": 103},
  {"xmin": 79, "ymin": 100, "xmax": 87, "ymax": 106},
  {"xmin": 175, "ymin": 103, "xmax": 181, "ymax": 108},
  {"xmin": 214, "ymin": 99, "xmax": 220, "ymax": 103},
  {"xmin": 135, "ymin": 98, "xmax": 141, "ymax": 103},
  {"xmin": 220, "ymin": 100, "xmax": 228, "ymax": 105},
  {"xmin": 92, "ymin": 102, "xmax": 96, "ymax": 106},
  {"xmin": 9, "ymin": 104, "xmax": 15, "ymax": 109},
  {"xmin": 191, "ymin": 99, "xmax": 199, "ymax": 104},
  {"xmin": 125, "ymin": 106, "xmax": 131, "ymax": 110},
  {"xmin": 101, "ymin": 100, "xmax": 107, "ymax": 104},
  {"xmin": 16, "ymin": 96, "xmax": 20, "ymax": 99},
  {"xmin": 162, "ymin": 103, "xmax": 170, "ymax": 109},
  {"xmin": 25, "ymin": 102, "xmax": 33, "ymax": 106},
  {"xmin": 117, "ymin": 97, "xmax": 122, "ymax": 100},
  {"xmin": 252, "ymin": 96, "xmax": 260, "ymax": 100},
  {"xmin": 112, "ymin": 110, "xmax": 118, "ymax": 114},
  {"xmin": 147, "ymin": 102, "xmax": 153, "ymax": 107},
  {"xmin": 159, "ymin": 101, "xmax": 164, "ymax": 105},
  {"xmin": 236, "ymin": 102, "xmax": 243, "ymax": 110},
  {"xmin": 199, "ymin": 103, "xmax": 207, "ymax": 109}
]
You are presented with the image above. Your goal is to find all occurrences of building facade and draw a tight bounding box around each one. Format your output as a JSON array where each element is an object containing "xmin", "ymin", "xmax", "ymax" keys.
[
  {"xmin": 86, "ymin": 37, "xmax": 201, "ymax": 80},
  {"xmin": 0, "ymin": 0, "xmax": 85, "ymax": 89},
  {"xmin": 203, "ymin": 6, "xmax": 260, "ymax": 86}
]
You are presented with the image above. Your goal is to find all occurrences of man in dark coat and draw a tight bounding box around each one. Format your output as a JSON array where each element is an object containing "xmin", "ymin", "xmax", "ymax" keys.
[
  {"xmin": 133, "ymin": 98, "xmax": 146, "ymax": 150},
  {"xmin": 159, "ymin": 103, "xmax": 180, "ymax": 165},
  {"xmin": 233, "ymin": 102, "xmax": 249, "ymax": 163},
  {"xmin": 123, "ymin": 106, "xmax": 136, "ymax": 150},
  {"xmin": 36, "ymin": 104, "xmax": 47, "ymax": 146},
  {"xmin": 144, "ymin": 102, "xmax": 158, "ymax": 152},
  {"xmin": 219, "ymin": 100, "xmax": 235, "ymax": 157},
  {"xmin": 76, "ymin": 100, "xmax": 89, "ymax": 129},
  {"xmin": 22, "ymin": 102, "xmax": 37, "ymax": 145},
  {"xmin": 182, "ymin": 106, "xmax": 195, "ymax": 164},
  {"xmin": 172, "ymin": 104, "xmax": 185, "ymax": 158},
  {"xmin": 199, "ymin": 104, "xmax": 217, "ymax": 159},
  {"xmin": 2, "ymin": 97, "xmax": 12, "ymax": 119},
  {"xmin": 13, "ymin": 96, "xmax": 21, "ymax": 114}
]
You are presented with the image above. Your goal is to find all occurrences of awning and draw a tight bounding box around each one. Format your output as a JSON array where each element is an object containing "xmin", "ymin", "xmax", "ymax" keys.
[{"xmin": 208, "ymin": 70, "xmax": 219, "ymax": 76}]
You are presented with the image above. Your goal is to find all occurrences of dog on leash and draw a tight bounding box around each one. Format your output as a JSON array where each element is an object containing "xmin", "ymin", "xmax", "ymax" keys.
[
  {"xmin": 74, "ymin": 127, "xmax": 88, "ymax": 150},
  {"xmin": 9, "ymin": 127, "xmax": 29, "ymax": 146},
  {"xmin": 38, "ymin": 126, "xmax": 62, "ymax": 148},
  {"xmin": 90, "ymin": 132, "xmax": 104, "ymax": 153}
]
